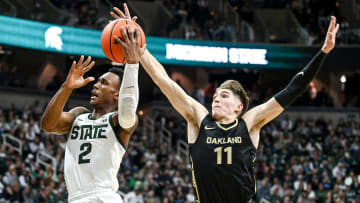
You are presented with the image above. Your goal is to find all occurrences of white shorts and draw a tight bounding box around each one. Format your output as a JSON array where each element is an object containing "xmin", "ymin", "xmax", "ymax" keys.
[{"xmin": 69, "ymin": 190, "xmax": 124, "ymax": 203}]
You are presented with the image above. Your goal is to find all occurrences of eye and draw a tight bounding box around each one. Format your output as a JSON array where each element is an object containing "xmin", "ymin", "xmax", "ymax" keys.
[{"xmin": 222, "ymin": 94, "xmax": 229, "ymax": 98}]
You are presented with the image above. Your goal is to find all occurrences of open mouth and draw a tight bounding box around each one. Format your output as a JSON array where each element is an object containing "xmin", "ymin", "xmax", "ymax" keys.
[{"xmin": 91, "ymin": 90, "xmax": 99, "ymax": 99}]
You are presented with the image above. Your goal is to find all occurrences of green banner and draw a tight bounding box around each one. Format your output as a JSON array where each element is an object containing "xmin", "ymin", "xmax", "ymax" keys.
[{"xmin": 0, "ymin": 15, "xmax": 315, "ymax": 69}]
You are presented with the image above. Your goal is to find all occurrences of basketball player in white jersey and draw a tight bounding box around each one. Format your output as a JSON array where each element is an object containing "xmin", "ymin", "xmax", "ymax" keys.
[{"xmin": 41, "ymin": 28, "xmax": 145, "ymax": 202}]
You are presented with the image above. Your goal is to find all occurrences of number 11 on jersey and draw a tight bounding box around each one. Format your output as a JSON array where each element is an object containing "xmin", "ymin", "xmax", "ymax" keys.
[{"xmin": 214, "ymin": 146, "xmax": 232, "ymax": 165}]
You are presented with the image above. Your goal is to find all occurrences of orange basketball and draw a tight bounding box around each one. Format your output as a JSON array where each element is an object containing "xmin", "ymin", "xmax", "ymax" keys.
[{"xmin": 101, "ymin": 19, "xmax": 146, "ymax": 63}]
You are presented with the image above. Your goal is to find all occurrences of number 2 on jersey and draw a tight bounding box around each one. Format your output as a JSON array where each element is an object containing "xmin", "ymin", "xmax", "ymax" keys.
[
  {"xmin": 79, "ymin": 143, "xmax": 92, "ymax": 164},
  {"xmin": 214, "ymin": 146, "xmax": 232, "ymax": 165}
]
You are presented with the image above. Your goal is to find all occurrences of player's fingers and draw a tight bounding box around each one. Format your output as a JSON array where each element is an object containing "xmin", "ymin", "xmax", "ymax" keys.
[
  {"xmin": 124, "ymin": 3, "xmax": 131, "ymax": 18},
  {"xmin": 135, "ymin": 28, "xmax": 141, "ymax": 45},
  {"xmin": 132, "ymin": 16, "xmax": 138, "ymax": 22},
  {"xmin": 120, "ymin": 27, "xmax": 129, "ymax": 43},
  {"xmin": 114, "ymin": 35, "xmax": 122, "ymax": 43},
  {"xmin": 114, "ymin": 35, "xmax": 126, "ymax": 47},
  {"xmin": 127, "ymin": 25, "xmax": 135, "ymax": 43},
  {"xmin": 84, "ymin": 77, "xmax": 95, "ymax": 85},
  {"xmin": 110, "ymin": 11, "xmax": 120, "ymax": 19},
  {"xmin": 328, "ymin": 16, "xmax": 336, "ymax": 32},
  {"xmin": 113, "ymin": 7, "xmax": 125, "ymax": 18},
  {"xmin": 77, "ymin": 55, "xmax": 84, "ymax": 68},
  {"xmin": 335, "ymin": 23, "xmax": 340, "ymax": 34},
  {"xmin": 69, "ymin": 61, "xmax": 76, "ymax": 74},
  {"xmin": 84, "ymin": 61, "xmax": 95, "ymax": 73},
  {"xmin": 82, "ymin": 56, "xmax": 92, "ymax": 68}
]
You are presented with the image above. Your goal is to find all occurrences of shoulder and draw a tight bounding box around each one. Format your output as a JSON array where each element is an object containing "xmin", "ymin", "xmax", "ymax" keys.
[{"xmin": 69, "ymin": 106, "xmax": 90, "ymax": 117}]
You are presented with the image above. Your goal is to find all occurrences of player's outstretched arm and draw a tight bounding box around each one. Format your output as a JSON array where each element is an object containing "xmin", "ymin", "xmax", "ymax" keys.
[
  {"xmin": 112, "ymin": 4, "xmax": 208, "ymax": 128},
  {"xmin": 41, "ymin": 56, "xmax": 95, "ymax": 135},
  {"xmin": 140, "ymin": 49, "xmax": 208, "ymax": 125},
  {"xmin": 243, "ymin": 16, "xmax": 339, "ymax": 137}
]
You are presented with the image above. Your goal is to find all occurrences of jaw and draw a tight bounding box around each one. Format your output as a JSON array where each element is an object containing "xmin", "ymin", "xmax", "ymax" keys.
[
  {"xmin": 212, "ymin": 109, "xmax": 238, "ymax": 123},
  {"xmin": 90, "ymin": 96, "xmax": 100, "ymax": 105},
  {"xmin": 212, "ymin": 109, "xmax": 225, "ymax": 120}
]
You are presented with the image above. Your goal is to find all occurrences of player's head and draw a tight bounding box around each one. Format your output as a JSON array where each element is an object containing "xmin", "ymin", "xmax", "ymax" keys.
[
  {"xmin": 90, "ymin": 67, "xmax": 123, "ymax": 107},
  {"xmin": 212, "ymin": 80, "xmax": 249, "ymax": 120}
]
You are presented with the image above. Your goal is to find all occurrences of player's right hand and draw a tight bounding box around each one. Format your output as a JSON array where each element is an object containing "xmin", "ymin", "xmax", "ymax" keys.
[{"xmin": 64, "ymin": 55, "xmax": 95, "ymax": 90}]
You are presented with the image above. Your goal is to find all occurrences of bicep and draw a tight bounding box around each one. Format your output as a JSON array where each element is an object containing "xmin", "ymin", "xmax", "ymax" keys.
[
  {"xmin": 160, "ymin": 78, "xmax": 208, "ymax": 126},
  {"xmin": 48, "ymin": 107, "xmax": 88, "ymax": 135},
  {"xmin": 243, "ymin": 97, "xmax": 284, "ymax": 131}
]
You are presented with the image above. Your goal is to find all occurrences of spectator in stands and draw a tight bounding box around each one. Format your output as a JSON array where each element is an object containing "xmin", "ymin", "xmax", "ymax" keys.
[
  {"xmin": 1, "ymin": 96, "xmax": 360, "ymax": 202},
  {"xmin": 124, "ymin": 181, "xmax": 144, "ymax": 203}
]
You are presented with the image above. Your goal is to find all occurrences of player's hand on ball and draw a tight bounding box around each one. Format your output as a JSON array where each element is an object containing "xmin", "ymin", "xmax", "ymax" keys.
[
  {"xmin": 114, "ymin": 26, "xmax": 146, "ymax": 64},
  {"xmin": 322, "ymin": 16, "xmax": 339, "ymax": 54},
  {"xmin": 65, "ymin": 56, "xmax": 95, "ymax": 89},
  {"xmin": 111, "ymin": 3, "xmax": 137, "ymax": 22}
]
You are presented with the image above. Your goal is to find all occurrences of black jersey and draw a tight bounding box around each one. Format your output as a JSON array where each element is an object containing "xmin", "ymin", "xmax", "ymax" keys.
[{"xmin": 189, "ymin": 115, "xmax": 257, "ymax": 203}]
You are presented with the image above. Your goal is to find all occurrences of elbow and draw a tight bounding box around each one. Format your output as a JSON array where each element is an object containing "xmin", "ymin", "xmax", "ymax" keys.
[{"xmin": 40, "ymin": 116, "xmax": 52, "ymax": 132}]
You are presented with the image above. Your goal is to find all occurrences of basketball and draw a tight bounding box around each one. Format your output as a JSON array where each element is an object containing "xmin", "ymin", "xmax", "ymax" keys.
[{"xmin": 101, "ymin": 19, "xmax": 146, "ymax": 63}]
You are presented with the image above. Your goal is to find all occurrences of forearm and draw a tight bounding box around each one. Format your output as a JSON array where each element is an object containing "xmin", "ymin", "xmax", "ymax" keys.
[
  {"xmin": 274, "ymin": 50, "xmax": 327, "ymax": 107},
  {"xmin": 140, "ymin": 49, "xmax": 170, "ymax": 87},
  {"xmin": 118, "ymin": 63, "xmax": 139, "ymax": 129},
  {"xmin": 41, "ymin": 83, "xmax": 73, "ymax": 130}
]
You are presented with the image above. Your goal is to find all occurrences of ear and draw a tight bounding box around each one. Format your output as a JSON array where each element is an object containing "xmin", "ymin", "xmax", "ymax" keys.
[
  {"xmin": 113, "ymin": 92, "xmax": 119, "ymax": 102},
  {"xmin": 235, "ymin": 102, "xmax": 243, "ymax": 115}
]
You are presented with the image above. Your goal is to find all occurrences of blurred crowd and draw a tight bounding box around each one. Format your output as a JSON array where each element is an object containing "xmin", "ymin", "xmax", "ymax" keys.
[
  {"xmin": 0, "ymin": 98, "xmax": 359, "ymax": 202},
  {"xmin": 1, "ymin": 0, "xmax": 359, "ymax": 44},
  {"xmin": 0, "ymin": 61, "xmax": 24, "ymax": 88},
  {"xmin": 49, "ymin": 0, "xmax": 103, "ymax": 29},
  {"xmin": 229, "ymin": 0, "xmax": 360, "ymax": 44},
  {"xmin": 255, "ymin": 114, "xmax": 360, "ymax": 202},
  {"xmin": 162, "ymin": 0, "xmax": 236, "ymax": 42}
]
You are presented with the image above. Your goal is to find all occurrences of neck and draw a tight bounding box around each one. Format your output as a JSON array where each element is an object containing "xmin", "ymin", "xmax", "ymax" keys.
[
  {"xmin": 92, "ymin": 105, "xmax": 116, "ymax": 119},
  {"xmin": 216, "ymin": 115, "xmax": 238, "ymax": 124}
]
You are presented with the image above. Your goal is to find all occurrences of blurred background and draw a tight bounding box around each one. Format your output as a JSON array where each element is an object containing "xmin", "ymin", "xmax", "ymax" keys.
[{"xmin": 0, "ymin": 0, "xmax": 359, "ymax": 202}]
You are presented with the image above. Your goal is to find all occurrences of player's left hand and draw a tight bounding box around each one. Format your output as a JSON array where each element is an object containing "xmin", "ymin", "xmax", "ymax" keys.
[
  {"xmin": 321, "ymin": 16, "xmax": 339, "ymax": 54},
  {"xmin": 110, "ymin": 3, "xmax": 137, "ymax": 22}
]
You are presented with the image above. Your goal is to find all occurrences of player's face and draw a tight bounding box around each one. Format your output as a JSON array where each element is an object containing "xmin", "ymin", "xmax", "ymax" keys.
[
  {"xmin": 90, "ymin": 72, "xmax": 120, "ymax": 106},
  {"xmin": 211, "ymin": 89, "xmax": 242, "ymax": 120}
]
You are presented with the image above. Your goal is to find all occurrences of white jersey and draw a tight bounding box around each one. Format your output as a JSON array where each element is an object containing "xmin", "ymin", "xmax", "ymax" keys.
[{"xmin": 64, "ymin": 112, "xmax": 126, "ymax": 200}]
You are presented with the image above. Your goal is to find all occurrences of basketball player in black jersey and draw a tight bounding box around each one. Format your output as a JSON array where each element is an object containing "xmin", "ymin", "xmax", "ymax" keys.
[{"xmin": 113, "ymin": 4, "xmax": 339, "ymax": 202}]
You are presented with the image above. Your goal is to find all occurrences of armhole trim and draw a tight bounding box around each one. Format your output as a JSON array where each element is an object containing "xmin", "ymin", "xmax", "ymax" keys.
[
  {"xmin": 239, "ymin": 118, "xmax": 257, "ymax": 150},
  {"xmin": 109, "ymin": 113, "xmax": 127, "ymax": 150}
]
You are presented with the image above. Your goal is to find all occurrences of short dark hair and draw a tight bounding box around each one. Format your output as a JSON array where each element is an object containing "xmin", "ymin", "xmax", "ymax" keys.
[
  {"xmin": 218, "ymin": 80, "xmax": 249, "ymax": 116},
  {"xmin": 108, "ymin": 67, "xmax": 123, "ymax": 84}
]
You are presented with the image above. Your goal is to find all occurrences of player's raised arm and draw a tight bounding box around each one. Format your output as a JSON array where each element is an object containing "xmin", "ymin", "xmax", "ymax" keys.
[
  {"xmin": 243, "ymin": 16, "xmax": 339, "ymax": 137},
  {"xmin": 114, "ymin": 25, "xmax": 142, "ymax": 131},
  {"xmin": 112, "ymin": 4, "xmax": 208, "ymax": 128},
  {"xmin": 41, "ymin": 56, "xmax": 95, "ymax": 135},
  {"xmin": 140, "ymin": 50, "xmax": 208, "ymax": 125}
]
